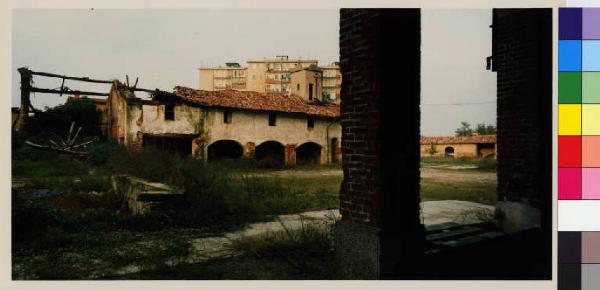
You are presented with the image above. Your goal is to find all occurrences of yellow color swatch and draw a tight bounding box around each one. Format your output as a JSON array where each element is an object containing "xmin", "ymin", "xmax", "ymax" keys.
[
  {"xmin": 583, "ymin": 104, "xmax": 600, "ymax": 135},
  {"xmin": 559, "ymin": 104, "xmax": 581, "ymax": 135}
]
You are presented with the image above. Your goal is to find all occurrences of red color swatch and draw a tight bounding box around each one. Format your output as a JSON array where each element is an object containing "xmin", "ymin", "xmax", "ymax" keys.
[{"xmin": 559, "ymin": 136, "xmax": 582, "ymax": 167}]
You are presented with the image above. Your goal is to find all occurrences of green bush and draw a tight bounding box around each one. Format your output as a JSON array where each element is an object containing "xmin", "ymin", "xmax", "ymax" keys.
[
  {"xmin": 25, "ymin": 97, "xmax": 102, "ymax": 137},
  {"xmin": 231, "ymin": 219, "xmax": 337, "ymax": 278}
]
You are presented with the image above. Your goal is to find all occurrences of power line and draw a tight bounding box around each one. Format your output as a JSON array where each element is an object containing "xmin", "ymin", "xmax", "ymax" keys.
[{"xmin": 421, "ymin": 100, "xmax": 496, "ymax": 106}]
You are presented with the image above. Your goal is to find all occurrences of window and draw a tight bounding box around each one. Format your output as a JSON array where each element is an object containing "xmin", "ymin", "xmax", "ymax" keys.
[
  {"xmin": 307, "ymin": 117, "xmax": 314, "ymax": 129},
  {"xmin": 164, "ymin": 104, "xmax": 175, "ymax": 120},
  {"xmin": 268, "ymin": 112, "xmax": 277, "ymax": 126},
  {"xmin": 223, "ymin": 109, "xmax": 232, "ymax": 123},
  {"xmin": 308, "ymin": 83, "xmax": 314, "ymax": 100},
  {"xmin": 297, "ymin": 84, "xmax": 300, "ymax": 91}
]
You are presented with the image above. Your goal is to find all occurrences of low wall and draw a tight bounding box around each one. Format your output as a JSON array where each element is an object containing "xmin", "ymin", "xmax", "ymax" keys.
[{"xmin": 111, "ymin": 175, "xmax": 183, "ymax": 215}]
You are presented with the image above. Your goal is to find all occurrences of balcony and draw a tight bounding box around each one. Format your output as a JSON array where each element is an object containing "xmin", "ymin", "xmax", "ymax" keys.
[
  {"xmin": 265, "ymin": 78, "xmax": 291, "ymax": 84},
  {"xmin": 214, "ymin": 84, "xmax": 232, "ymax": 90}
]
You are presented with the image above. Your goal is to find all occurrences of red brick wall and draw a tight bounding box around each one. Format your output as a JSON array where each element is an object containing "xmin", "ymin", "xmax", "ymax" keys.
[
  {"xmin": 339, "ymin": 9, "xmax": 385, "ymax": 226},
  {"xmin": 339, "ymin": 9, "xmax": 424, "ymax": 277},
  {"xmin": 492, "ymin": 9, "xmax": 552, "ymax": 215}
]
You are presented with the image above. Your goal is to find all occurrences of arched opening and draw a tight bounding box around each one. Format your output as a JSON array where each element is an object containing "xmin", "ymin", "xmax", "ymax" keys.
[
  {"xmin": 331, "ymin": 138, "xmax": 339, "ymax": 163},
  {"xmin": 207, "ymin": 140, "xmax": 243, "ymax": 161},
  {"xmin": 444, "ymin": 146, "xmax": 455, "ymax": 158},
  {"xmin": 255, "ymin": 141, "xmax": 285, "ymax": 166},
  {"xmin": 296, "ymin": 142, "xmax": 322, "ymax": 165}
]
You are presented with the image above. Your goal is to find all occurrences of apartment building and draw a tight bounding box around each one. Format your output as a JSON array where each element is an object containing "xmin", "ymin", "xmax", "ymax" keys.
[
  {"xmin": 321, "ymin": 64, "xmax": 342, "ymax": 102},
  {"xmin": 198, "ymin": 63, "xmax": 247, "ymax": 91},
  {"xmin": 198, "ymin": 56, "xmax": 341, "ymax": 103}
]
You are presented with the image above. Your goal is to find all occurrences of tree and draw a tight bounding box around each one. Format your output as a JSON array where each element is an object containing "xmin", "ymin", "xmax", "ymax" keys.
[
  {"xmin": 25, "ymin": 97, "xmax": 101, "ymax": 138},
  {"xmin": 476, "ymin": 123, "xmax": 497, "ymax": 135},
  {"xmin": 455, "ymin": 121, "xmax": 474, "ymax": 136},
  {"xmin": 427, "ymin": 144, "xmax": 438, "ymax": 156}
]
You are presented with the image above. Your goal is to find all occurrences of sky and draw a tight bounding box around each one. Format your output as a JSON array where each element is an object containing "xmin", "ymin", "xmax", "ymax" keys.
[{"xmin": 12, "ymin": 9, "xmax": 496, "ymax": 136}]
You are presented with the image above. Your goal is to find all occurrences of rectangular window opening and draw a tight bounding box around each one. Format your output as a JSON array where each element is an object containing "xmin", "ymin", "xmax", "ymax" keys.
[
  {"xmin": 268, "ymin": 112, "xmax": 277, "ymax": 126},
  {"xmin": 223, "ymin": 109, "xmax": 232, "ymax": 123},
  {"xmin": 164, "ymin": 104, "xmax": 175, "ymax": 120}
]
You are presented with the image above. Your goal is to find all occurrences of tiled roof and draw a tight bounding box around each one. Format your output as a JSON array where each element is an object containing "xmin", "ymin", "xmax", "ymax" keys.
[
  {"xmin": 421, "ymin": 135, "xmax": 496, "ymax": 145},
  {"xmin": 164, "ymin": 87, "xmax": 340, "ymax": 118}
]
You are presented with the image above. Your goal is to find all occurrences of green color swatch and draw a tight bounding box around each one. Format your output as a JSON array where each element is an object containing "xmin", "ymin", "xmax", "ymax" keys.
[
  {"xmin": 559, "ymin": 72, "xmax": 582, "ymax": 104},
  {"xmin": 583, "ymin": 72, "xmax": 600, "ymax": 104}
]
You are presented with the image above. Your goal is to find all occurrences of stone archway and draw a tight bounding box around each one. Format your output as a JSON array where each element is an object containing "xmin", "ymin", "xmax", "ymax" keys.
[
  {"xmin": 255, "ymin": 140, "xmax": 285, "ymax": 166},
  {"xmin": 207, "ymin": 140, "xmax": 244, "ymax": 161},
  {"xmin": 295, "ymin": 142, "xmax": 322, "ymax": 165}
]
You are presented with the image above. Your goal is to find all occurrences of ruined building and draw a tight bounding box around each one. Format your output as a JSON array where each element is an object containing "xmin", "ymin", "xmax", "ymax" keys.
[
  {"xmin": 198, "ymin": 55, "xmax": 342, "ymax": 103},
  {"xmin": 106, "ymin": 82, "xmax": 341, "ymax": 165}
]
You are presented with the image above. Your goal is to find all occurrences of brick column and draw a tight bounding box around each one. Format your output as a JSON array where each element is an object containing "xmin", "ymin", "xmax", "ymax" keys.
[
  {"xmin": 192, "ymin": 137, "xmax": 206, "ymax": 160},
  {"xmin": 284, "ymin": 144, "xmax": 296, "ymax": 165},
  {"xmin": 492, "ymin": 9, "xmax": 552, "ymax": 236},
  {"xmin": 243, "ymin": 142, "xmax": 256, "ymax": 159},
  {"xmin": 335, "ymin": 9, "xmax": 423, "ymax": 279}
]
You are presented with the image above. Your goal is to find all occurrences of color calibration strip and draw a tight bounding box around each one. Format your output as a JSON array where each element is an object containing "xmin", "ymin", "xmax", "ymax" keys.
[
  {"xmin": 559, "ymin": 8, "xmax": 600, "ymax": 201},
  {"xmin": 559, "ymin": 7, "xmax": 600, "ymax": 290},
  {"xmin": 559, "ymin": 232, "xmax": 600, "ymax": 290}
]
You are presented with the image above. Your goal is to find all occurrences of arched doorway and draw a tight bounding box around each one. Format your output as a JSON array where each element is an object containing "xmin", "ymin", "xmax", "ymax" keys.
[
  {"xmin": 296, "ymin": 142, "xmax": 322, "ymax": 165},
  {"xmin": 255, "ymin": 141, "xmax": 285, "ymax": 166},
  {"xmin": 444, "ymin": 146, "xmax": 455, "ymax": 158},
  {"xmin": 207, "ymin": 140, "xmax": 243, "ymax": 161}
]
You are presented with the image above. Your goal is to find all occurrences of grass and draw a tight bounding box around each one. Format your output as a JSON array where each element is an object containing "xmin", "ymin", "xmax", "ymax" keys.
[
  {"xmin": 12, "ymin": 140, "xmax": 499, "ymax": 279},
  {"xmin": 120, "ymin": 219, "xmax": 339, "ymax": 280},
  {"xmin": 420, "ymin": 177, "xmax": 497, "ymax": 205},
  {"xmin": 421, "ymin": 157, "xmax": 497, "ymax": 172}
]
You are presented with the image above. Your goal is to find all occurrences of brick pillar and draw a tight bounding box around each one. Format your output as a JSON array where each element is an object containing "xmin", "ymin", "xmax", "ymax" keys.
[
  {"xmin": 192, "ymin": 136, "xmax": 206, "ymax": 160},
  {"xmin": 284, "ymin": 144, "xmax": 296, "ymax": 165},
  {"xmin": 335, "ymin": 9, "xmax": 423, "ymax": 279},
  {"xmin": 243, "ymin": 142, "xmax": 256, "ymax": 159},
  {"xmin": 492, "ymin": 9, "xmax": 552, "ymax": 236}
]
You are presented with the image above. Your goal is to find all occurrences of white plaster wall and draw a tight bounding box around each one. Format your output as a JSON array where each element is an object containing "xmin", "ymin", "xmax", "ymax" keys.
[
  {"xmin": 206, "ymin": 109, "xmax": 341, "ymax": 150},
  {"xmin": 140, "ymin": 104, "xmax": 203, "ymax": 135}
]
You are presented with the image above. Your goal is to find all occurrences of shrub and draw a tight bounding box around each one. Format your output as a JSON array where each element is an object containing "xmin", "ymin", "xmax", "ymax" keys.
[
  {"xmin": 230, "ymin": 218, "xmax": 337, "ymax": 278},
  {"xmin": 25, "ymin": 97, "xmax": 102, "ymax": 137}
]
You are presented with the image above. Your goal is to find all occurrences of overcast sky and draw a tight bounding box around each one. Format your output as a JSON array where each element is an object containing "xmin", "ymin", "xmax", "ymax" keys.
[{"xmin": 12, "ymin": 9, "xmax": 496, "ymax": 136}]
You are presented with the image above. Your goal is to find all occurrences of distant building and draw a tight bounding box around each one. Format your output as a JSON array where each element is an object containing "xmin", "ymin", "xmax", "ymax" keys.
[
  {"xmin": 290, "ymin": 65, "xmax": 323, "ymax": 102},
  {"xmin": 198, "ymin": 62, "xmax": 247, "ymax": 91},
  {"xmin": 320, "ymin": 63, "xmax": 342, "ymax": 102},
  {"xmin": 199, "ymin": 56, "xmax": 341, "ymax": 103},
  {"xmin": 420, "ymin": 135, "xmax": 497, "ymax": 158}
]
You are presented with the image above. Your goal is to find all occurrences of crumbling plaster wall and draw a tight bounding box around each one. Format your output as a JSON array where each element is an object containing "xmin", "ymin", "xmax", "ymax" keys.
[{"xmin": 140, "ymin": 104, "xmax": 204, "ymax": 135}]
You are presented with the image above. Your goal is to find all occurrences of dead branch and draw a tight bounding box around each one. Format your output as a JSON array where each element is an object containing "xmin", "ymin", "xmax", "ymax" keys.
[
  {"xmin": 25, "ymin": 141, "xmax": 90, "ymax": 155},
  {"xmin": 25, "ymin": 121, "xmax": 97, "ymax": 156}
]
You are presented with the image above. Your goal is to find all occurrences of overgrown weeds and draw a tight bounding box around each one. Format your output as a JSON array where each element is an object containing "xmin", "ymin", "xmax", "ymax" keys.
[{"xmin": 230, "ymin": 217, "xmax": 338, "ymax": 278}]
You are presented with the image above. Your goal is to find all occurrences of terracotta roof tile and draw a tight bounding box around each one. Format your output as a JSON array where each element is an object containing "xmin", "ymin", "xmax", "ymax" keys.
[
  {"xmin": 166, "ymin": 86, "xmax": 340, "ymax": 118},
  {"xmin": 421, "ymin": 135, "xmax": 496, "ymax": 144}
]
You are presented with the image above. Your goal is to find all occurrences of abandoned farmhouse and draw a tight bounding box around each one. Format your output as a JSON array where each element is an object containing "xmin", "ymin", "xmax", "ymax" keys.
[{"xmin": 106, "ymin": 81, "xmax": 342, "ymax": 165}]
